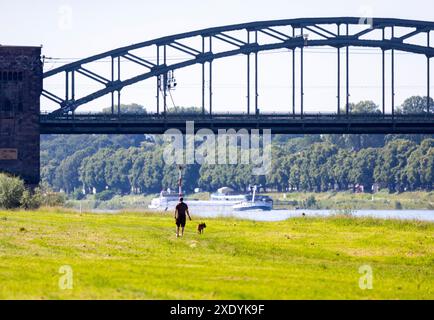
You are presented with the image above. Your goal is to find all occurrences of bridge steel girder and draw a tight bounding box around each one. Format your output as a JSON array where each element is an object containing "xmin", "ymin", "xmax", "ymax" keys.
[
  {"xmin": 42, "ymin": 17, "xmax": 434, "ymax": 115},
  {"xmin": 40, "ymin": 114, "xmax": 434, "ymax": 135}
]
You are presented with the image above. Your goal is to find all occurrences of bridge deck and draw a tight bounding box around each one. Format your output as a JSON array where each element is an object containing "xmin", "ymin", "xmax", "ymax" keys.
[{"xmin": 39, "ymin": 113, "xmax": 434, "ymax": 134}]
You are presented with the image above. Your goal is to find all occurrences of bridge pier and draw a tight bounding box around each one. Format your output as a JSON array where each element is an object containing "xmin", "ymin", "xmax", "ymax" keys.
[{"xmin": 0, "ymin": 46, "xmax": 42, "ymax": 186}]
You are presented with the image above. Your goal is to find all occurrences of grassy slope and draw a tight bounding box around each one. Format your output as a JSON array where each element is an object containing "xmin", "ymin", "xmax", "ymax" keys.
[{"xmin": 0, "ymin": 209, "xmax": 433, "ymax": 300}]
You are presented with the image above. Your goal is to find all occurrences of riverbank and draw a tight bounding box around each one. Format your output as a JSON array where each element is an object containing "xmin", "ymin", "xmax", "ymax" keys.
[
  {"xmin": 267, "ymin": 191, "xmax": 434, "ymax": 210},
  {"xmin": 0, "ymin": 209, "xmax": 432, "ymax": 299},
  {"xmin": 66, "ymin": 191, "xmax": 434, "ymax": 211}
]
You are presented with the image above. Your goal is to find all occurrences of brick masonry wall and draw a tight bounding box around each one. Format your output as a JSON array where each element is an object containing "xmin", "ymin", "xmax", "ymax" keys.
[{"xmin": 0, "ymin": 46, "xmax": 42, "ymax": 185}]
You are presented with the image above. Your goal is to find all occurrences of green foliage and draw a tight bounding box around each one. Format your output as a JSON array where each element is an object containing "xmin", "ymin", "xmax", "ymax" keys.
[
  {"xmin": 20, "ymin": 189, "xmax": 42, "ymax": 210},
  {"xmin": 42, "ymin": 134, "xmax": 434, "ymax": 195},
  {"xmin": 349, "ymin": 100, "xmax": 381, "ymax": 114},
  {"xmin": 398, "ymin": 96, "xmax": 433, "ymax": 114},
  {"xmin": 0, "ymin": 174, "xmax": 70, "ymax": 210},
  {"xmin": 395, "ymin": 201, "xmax": 403, "ymax": 210},
  {"xmin": 304, "ymin": 195, "xmax": 318, "ymax": 209},
  {"xmin": 71, "ymin": 189, "xmax": 85, "ymax": 200},
  {"xmin": 0, "ymin": 174, "xmax": 26, "ymax": 209},
  {"xmin": 53, "ymin": 147, "xmax": 95, "ymax": 193},
  {"xmin": 95, "ymin": 190, "xmax": 116, "ymax": 201},
  {"xmin": 102, "ymin": 103, "xmax": 147, "ymax": 114},
  {"xmin": 39, "ymin": 192, "xmax": 67, "ymax": 207},
  {"xmin": 167, "ymin": 106, "xmax": 204, "ymax": 114},
  {"xmin": 374, "ymin": 139, "xmax": 418, "ymax": 192}
]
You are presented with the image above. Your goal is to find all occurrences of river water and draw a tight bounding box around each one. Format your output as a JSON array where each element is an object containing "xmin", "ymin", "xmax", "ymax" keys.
[
  {"xmin": 189, "ymin": 208, "xmax": 434, "ymax": 222},
  {"xmin": 89, "ymin": 204, "xmax": 434, "ymax": 222}
]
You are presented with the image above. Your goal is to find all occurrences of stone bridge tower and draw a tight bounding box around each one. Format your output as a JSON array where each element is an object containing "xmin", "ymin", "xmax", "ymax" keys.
[{"xmin": 0, "ymin": 46, "xmax": 42, "ymax": 186}]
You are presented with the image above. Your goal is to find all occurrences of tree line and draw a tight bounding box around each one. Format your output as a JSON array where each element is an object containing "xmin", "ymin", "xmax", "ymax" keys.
[{"xmin": 40, "ymin": 97, "xmax": 433, "ymax": 196}]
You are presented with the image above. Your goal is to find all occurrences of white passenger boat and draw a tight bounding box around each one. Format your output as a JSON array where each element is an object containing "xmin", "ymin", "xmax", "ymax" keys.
[
  {"xmin": 148, "ymin": 191, "xmax": 180, "ymax": 210},
  {"xmin": 148, "ymin": 187, "xmax": 249, "ymax": 211},
  {"xmin": 210, "ymin": 187, "xmax": 248, "ymax": 203},
  {"xmin": 232, "ymin": 186, "xmax": 273, "ymax": 211}
]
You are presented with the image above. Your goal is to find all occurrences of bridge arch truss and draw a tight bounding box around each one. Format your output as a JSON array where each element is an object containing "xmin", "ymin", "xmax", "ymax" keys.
[{"xmin": 42, "ymin": 17, "xmax": 434, "ymax": 116}]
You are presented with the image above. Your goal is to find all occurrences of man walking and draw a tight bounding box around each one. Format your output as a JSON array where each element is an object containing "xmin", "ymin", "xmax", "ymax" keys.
[{"xmin": 175, "ymin": 198, "xmax": 192, "ymax": 238}]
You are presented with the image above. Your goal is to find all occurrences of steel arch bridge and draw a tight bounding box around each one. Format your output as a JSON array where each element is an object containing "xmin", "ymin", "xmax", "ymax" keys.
[{"xmin": 40, "ymin": 17, "xmax": 434, "ymax": 134}]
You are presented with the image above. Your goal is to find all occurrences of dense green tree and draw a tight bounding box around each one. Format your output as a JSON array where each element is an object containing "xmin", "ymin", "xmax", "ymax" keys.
[
  {"xmin": 349, "ymin": 148, "xmax": 378, "ymax": 190},
  {"xmin": 0, "ymin": 174, "xmax": 25, "ymax": 209},
  {"xmin": 79, "ymin": 149, "xmax": 115, "ymax": 193},
  {"xmin": 405, "ymin": 139, "xmax": 434, "ymax": 191},
  {"xmin": 266, "ymin": 146, "xmax": 289, "ymax": 191},
  {"xmin": 398, "ymin": 96, "xmax": 433, "ymax": 114},
  {"xmin": 104, "ymin": 148, "xmax": 141, "ymax": 194},
  {"xmin": 349, "ymin": 100, "xmax": 381, "ymax": 114},
  {"xmin": 53, "ymin": 147, "xmax": 95, "ymax": 193},
  {"xmin": 374, "ymin": 140, "xmax": 417, "ymax": 192},
  {"xmin": 305, "ymin": 143, "xmax": 338, "ymax": 192},
  {"xmin": 330, "ymin": 149, "xmax": 354, "ymax": 191},
  {"xmin": 135, "ymin": 150, "xmax": 165, "ymax": 193},
  {"xmin": 162, "ymin": 164, "xmax": 200, "ymax": 194}
]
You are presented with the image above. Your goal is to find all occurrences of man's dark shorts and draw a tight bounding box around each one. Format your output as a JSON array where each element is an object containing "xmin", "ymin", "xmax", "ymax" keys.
[{"xmin": 176, "ymin": 216, "xmax": 186, "ymax": 228}]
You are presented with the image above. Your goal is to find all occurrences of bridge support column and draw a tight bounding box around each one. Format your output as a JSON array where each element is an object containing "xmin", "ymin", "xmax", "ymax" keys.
[
  {"xmin": 391, "ymin": 27, "xmax": 395, "ymax": 118},
  {"xmin": 255, "ymin": 31, "xmax": 259, "ymax": 116},
  {"xmin": 428, "ymin": 31, "xmax": 431, "ymax": 114},
  {"xmin": 346, "ymin": 24, "xmax": 350, "ymax": 117},
  {"xmin": 337, "ymin": 24, "xmax": 341, "ymax": 115},
  {"xmin": 202, "ymin": 37, "xmax": 206, "ymax": 116},
  {"xmin": 111, "ymin": 56, "xmax": 115, "ymax": 115},
  {"xmin": 0, "ymin": 46, "xmax": 42, "ymax": 186},
  {"xmin": 300, "ymin": 27, "xmax": 304, "ymax": 118},
  {"xmin": 71, "ymin": 70, "xmax": 75, "ymax": 119},
  {"xmin": 209, "ymin": 37, "xmax": 213, "ymax": 118},
  {"xmin": 382, "ymin": 28, "xmax": 386, "ymax": 116},
  {"xmin": 247, "ymin": 52, "xmax": 250, "ymax": 115},
  {"xmin": 117, "ymin": 56, "xmax": 121, "ymax": 116},
  {"xmin": 247, "ymin": 31, "xmax": 250, "ymax": 115},
  {"xmin": 292, "ymin": 27, "xmax": 296, "ymax": 118},
  {"xmin": 156, "ymin": 46, "xmax": 160, "ymax": 115}
]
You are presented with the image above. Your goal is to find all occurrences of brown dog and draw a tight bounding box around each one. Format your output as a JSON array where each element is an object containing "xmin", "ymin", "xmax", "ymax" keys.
[{"xmin": 197, "ymin": 223, "xmax": 207, "ymax": 234}]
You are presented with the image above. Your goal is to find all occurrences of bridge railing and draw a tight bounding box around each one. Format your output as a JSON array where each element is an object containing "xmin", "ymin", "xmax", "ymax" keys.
[{"xmin": 40, "ymin": 112, "xmax": 434, "ymax": 122}]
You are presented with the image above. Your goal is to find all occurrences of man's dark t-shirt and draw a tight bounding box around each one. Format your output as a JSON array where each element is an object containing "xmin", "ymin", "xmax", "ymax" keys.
[{"xmin": 175, "ymin": 202, "xmax": 189, "ymax": 227}]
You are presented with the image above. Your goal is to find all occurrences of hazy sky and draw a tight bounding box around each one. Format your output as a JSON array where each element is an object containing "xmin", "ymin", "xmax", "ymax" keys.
[{"xmin": 1, "ymin": 0, "xmax": 433, "ymax": 113}]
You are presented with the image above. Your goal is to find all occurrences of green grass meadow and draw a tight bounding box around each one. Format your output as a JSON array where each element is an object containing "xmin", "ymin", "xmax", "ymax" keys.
[{"xmin": 0, "ymin": 209, "xmax": 433, "ymax": 300}]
